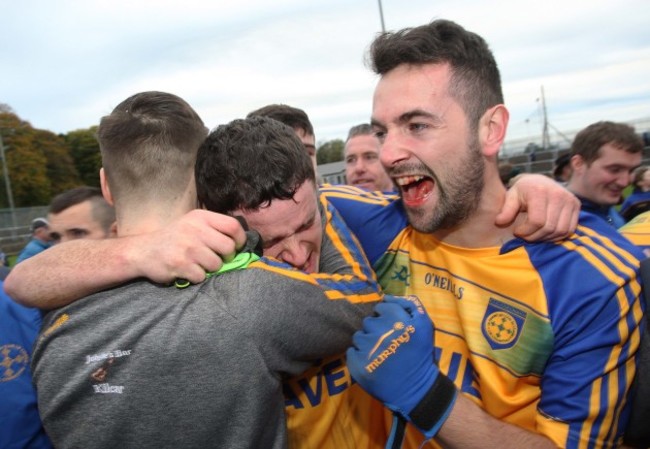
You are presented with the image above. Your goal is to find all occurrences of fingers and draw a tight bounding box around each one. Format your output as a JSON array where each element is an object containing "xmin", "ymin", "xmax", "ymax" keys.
[
  {"xmin": 360, "ymin": 296, "xmax": 427, "ymax": 335},
  {"xmin": 351, "ymin": 325, "xmax": 382, "ymax": 350},
  {"xmin": 176, "ymin": 209, "xmax": 245, "ymax": 260},
  {"xmin": 130, "ymin": 209, "xmax": 247, "ymax": 285},
  {"xmin": 494, "ymin": 189, "xmax": 521, "ymax": 227},
  {"xmin": 384, "ymin": 295, "xmax": 426, "ymax": 316},
  {"xmin": 198, "ymin": 224, "xmax": 241, "ymax": 264},
  {"xmin": 362, "ymin": 301, "xmax": 411, "ymax": 333},
  {"xmin": 199, "ymin": 211, "xmax": 247, "ymax": 250},
  {"xmin": 514, "ymin": 188, "xmax": 580, "ymax": 241},
  {"xmin": 499, "ymin": 173, "xmax": 579, "ymax": 242}
]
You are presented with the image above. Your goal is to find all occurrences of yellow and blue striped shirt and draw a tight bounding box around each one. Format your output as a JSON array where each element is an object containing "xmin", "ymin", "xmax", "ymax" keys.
[{"xmin": 317, "ymin": 185, "xmax": 645, "ymax": 449}]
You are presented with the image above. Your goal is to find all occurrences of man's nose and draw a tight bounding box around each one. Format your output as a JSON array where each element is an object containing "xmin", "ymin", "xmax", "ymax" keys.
[{"xmin": 278, "ymin": 239, "xmax": 309, "ymax": 270}]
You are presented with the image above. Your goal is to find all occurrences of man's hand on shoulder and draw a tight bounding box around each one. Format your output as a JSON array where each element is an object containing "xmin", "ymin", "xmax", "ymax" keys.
[
  {"xmin": 496, "ymin": 173, "xmax": 579, "ymax": 241},
  {"xmin": 126, "ymin": 209, "xmax": 247, "ymax": 285}
]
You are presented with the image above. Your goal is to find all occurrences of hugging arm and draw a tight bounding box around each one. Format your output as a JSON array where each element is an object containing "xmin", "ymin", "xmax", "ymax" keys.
[
  {"xmin": 5, "ymin": 210, "xmax": 246, "ymax": 309},
  {"xmin": 346, "ymin": 296, "xmax": 556, "ymax": 448},
  {"xmin": 496, "ymin": 173, "xmax": 579, "ymax": 241}
]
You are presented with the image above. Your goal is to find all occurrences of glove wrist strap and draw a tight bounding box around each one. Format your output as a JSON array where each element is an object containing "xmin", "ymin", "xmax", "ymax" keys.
[{"xmin": 409, "ymin": 373, "xmax": 457, "ymax": 439}]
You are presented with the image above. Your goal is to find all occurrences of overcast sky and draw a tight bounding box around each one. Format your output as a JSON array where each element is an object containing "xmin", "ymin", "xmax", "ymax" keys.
[{"xmin": 2, "ymin": 0, "xmax": 649, "ymax": 151}]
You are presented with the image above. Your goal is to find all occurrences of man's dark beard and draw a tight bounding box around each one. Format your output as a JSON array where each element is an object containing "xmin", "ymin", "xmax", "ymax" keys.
[{"xmin": 408, "ymin": 137, "xmax": 485, "ymax": 234}]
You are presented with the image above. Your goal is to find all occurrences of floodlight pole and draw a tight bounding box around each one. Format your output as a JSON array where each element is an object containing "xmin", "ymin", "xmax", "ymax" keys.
[
  {"xmin": 540, "ymin": 85, "xmax": 550, "ymax": 150},
  {"xmin": 377, "ymin": 0, "xmax": 386, "ymax": 32},
  {"xmin": 0, "ymin": 132, "xmax": 17, "ymax": 236}
]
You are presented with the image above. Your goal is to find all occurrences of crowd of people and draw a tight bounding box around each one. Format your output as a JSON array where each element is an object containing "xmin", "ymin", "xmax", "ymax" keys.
[{"xmin": 2, "ymin": 18, "xmax": 650, "ymax": 449}]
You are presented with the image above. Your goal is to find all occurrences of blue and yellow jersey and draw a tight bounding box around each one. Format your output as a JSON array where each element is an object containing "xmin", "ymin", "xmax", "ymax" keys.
[
  {"xmin": 319, "ymin": 185, "xmax": 406, "ymax": 266},
  {"xmin": 283, "ymin": 194, "xmax": 390, "ymax": 449},
  {"xmin": 322, "ymin": 185, "xmax": 645, "ymax": 449},
  {"xmin": 251, "ymin": 195, "xmax": 381, "ymax": 303},
  {"xmin": 285, "ymin": 354, "xmax": 389, "ymax": 449},
  {"xmin": 620, "ymin": 210, "xmax": 650, "ymax": 254}
]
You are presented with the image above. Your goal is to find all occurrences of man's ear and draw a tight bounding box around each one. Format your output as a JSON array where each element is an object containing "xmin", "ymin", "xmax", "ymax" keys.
[
  {"xmin": 570, "ymin": 154, "xmax": 585, "ymax": 174},
  {"xmin": 99, "ymin": 168, "xmax": 114, "ymax": 206},
  {"xmin": 480, "ymin": 104, "xmax": 509, "ymax": 158}
]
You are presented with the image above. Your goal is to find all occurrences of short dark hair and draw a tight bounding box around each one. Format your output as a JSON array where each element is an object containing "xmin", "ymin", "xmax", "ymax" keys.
[
  {"xmin": 571, "ymin": 121, "xmax": 643, "ymax": 164},
  {"xmin": 50, "ymin": 186, "xmax": 103, "ymax": 214},
  {"xmin": 346, "ymin": 123, "xmax": 374, "ymax": 143},
  {"xmin": 553, "ymin": 153, "xmax": 571, "ymax": 178},
  {"xmin": 196, "ymin": 116, "xmax": 315, "ymax": 214},
  {"xmin": 97, "ymin": 91, "xmax": 207, "ymax": 205},
  {"xmin": 369, "ymin": 19, "xmax": 503, "ymax": 130},
  {"xmin": 49, "ymin": 186, "xmax": 115, "ymax": 234},
  {"xmin": 247, "ymin": 104, "xmax": 314, "ymax": 137}
]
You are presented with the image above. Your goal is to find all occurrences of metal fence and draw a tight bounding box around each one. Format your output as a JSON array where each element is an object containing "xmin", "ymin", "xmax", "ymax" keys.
[
  {"xmin": 501, "ymin": 117, "xmax": 650, "ymax": 157},
  {"xmin": 0, "ymin": 206, "xmax": 49, "ymax": 255}
]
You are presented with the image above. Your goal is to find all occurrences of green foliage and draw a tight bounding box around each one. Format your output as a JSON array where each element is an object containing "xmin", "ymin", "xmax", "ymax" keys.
[
  {"xmin": 35, "ymin": 129, "xmax": 82, "ymax": 196},
  {"xmin": 65, "ymin": 127, "xmax": 101, "ymax": 187},
  {"xmin": 0, "ymin": 110, "xmax": 97, "ymax": 207},
  {"xmin": 0, "ymin": 112, "xmax": 45, "ymax": 207},
  {"xmin": 9, "ymin": 128, "xmax": 51, "ymax": 206},
  {"xmin": 317, "ymin": 139, "xmax": 345, "ymax": 164}
]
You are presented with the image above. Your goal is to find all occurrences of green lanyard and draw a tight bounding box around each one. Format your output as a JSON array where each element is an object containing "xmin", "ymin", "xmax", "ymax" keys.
[{"xmin": 174, "ymin": 251, "xmax": 261, "ymax": 289}]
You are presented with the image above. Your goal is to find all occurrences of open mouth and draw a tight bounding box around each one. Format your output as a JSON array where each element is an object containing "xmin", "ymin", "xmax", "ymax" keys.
[{"xmin": 395, "ymin": 175, "xmax": 434, "ymax": 206}]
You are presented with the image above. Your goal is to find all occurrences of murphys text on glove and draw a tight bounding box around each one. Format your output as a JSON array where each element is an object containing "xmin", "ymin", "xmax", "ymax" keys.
[{"xmin": 346, "ymin": 295, "xmax": 458, "ymax": 441}]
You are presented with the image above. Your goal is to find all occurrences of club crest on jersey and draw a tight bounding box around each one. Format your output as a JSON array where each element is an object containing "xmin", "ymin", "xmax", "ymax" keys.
[
  {"xmin": 0, "ymin": 344, "xmax": 29, "ymax": 382},
  {"xmin": 481, "ymin": 298, "xmax": 526, "ymax": 350},
  {"xmin": 391, "ymin": 265, "xmax": 410, "ymax": 287}
]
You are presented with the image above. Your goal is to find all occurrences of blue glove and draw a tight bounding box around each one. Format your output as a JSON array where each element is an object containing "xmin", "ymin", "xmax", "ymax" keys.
[{"xmin": 346, "ymin": 295, "xmax": 457, "ymax": 439}]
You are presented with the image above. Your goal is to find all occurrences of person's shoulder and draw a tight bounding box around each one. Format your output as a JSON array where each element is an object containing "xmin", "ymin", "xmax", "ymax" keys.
[
  {"xmin": 621, "ymin": 210, "xmax": 650, "ymax": 232},
  {"xmin": 576, "ymin": 210, "xmax": 616, "ymax": 228},
  {"xmin": 568, "ymin": 212, "xmax": 643, "ymax": 259},
  {"xmin": 0, "ymin": 281, "xmax": 43, "ymax": 341},
  {"xmin": 198, "ymin": 260, "xmax": 326, "ymax": 322},
  {"xmin": 246, "ymin": 257, "xmax": 315, "ymax": 284},
  {"xmin": 0, "ymin": 288, "xmax": 35, "ymax": 321},
  {"xmin": 319, "ymin": 184, "xmax": 399, "ymax": 204},
  {"xmin": 509, "ymin": 211, "xmax": 644, "ymax": 262},
  {"xmin": 201, "ymin": 258, "xmax": 315, "ymax": 291}
]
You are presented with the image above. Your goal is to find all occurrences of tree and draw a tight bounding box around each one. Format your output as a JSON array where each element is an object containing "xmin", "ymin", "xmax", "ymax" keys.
[
  {"xmin": 316, "ymin": 139, "xmax": 345, "ymax": 165},
  {"xmin": 0, "ymin": 111, "xmax": 83, "ymax": 207},
  {"xmin": 65, "ymin": 127, "xmax": 101, "ymax": 187},
  {"xmin": 34, "ymin": 129, "xmax": 81, "ymax": 195},
  {"xmin": 4, "ymin": 126, "xmax": 51, "ymax": 207},
  {"xmin": 0, "ymin": 112, "xmax": 52, "ymax": 207}
]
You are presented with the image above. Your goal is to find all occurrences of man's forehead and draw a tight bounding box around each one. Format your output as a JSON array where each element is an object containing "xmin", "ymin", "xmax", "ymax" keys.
[
  {"xmin": 595, "ymin": 144, "xmax": 642, "ymax": 164},
  {"xmin": 242, "ymin": 201, "xmax": 318, "ymax": 246},
  {"xmin": 346, "ymin": 135, "xmax": 379, "ymax": 154},
  {"xmin": 237, "ymin": 181, "xmax": 318, "ymax": 226},
  {"xmin": 49, "ymin": 201, "xmax": 93, "ymax": 221},
  {"xmin": 372, "ymin": 63, "xmax": 452, "ymax": 122}
]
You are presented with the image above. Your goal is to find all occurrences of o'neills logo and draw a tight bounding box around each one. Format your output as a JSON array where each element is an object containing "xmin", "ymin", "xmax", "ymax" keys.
[{"xmin": 364, "ymin": 323, "xmax": 415, "ymax": 373}]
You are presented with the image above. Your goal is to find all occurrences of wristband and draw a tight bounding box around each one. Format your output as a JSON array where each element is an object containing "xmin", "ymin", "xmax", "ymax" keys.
[{"xmin": 408, "ymin": 373, "xmax": 457, "ymax": 439}]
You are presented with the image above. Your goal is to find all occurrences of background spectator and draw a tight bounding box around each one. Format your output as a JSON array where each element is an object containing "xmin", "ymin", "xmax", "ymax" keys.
[
  {"xmin": 620, "ymin": 166, "xmax": 650, "ymax": 222},
  {"xmin": 15, "ymin": 218, "xmax": 53, "ymax": 264},
  {"xmin": 553, "ymin": 153, "xmax": 572, "ymax": 184},
  {"xmin": 47, "ymin": 186, "xmax": 116, "ymax": 243},
  {"xmin": 344, "ymin": 123, "xmax": 394, "ymax": 192},
  {"xmin": 566, "ymin": 121, "xmax": 644, "ymax": 228}
]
